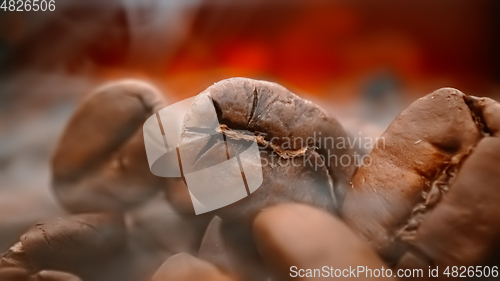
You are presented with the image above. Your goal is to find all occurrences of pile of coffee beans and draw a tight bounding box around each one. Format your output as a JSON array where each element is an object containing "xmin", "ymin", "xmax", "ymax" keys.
[{"xmin": 1, "ymin": 78, "xmax": 499, "ymax": 281}]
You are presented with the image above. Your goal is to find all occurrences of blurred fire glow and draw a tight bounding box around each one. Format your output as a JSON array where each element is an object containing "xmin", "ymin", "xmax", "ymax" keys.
[{"xmin": 1, "ymin": 0, "xmax": 499, "ymax": 104}]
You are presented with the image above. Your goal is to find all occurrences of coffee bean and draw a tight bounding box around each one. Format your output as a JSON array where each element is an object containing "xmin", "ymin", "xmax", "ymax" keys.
[
  {"xmin": 199, "ymin": 216, "xmax": 269, "ymax": 281},
  {"xmin": 342, "ymin": 88, "xmax": 499, "ymax": 265},
  {"xmin": 52, "ymin": 80, "xmax": 169, "ymax": 213},
  {"xmin": 253, "ymin": 203, "xmax": 394, "ymax": 281},
  {"xmin": 1, "ymin": 213, "xmax": 126, "ymax": 276},
  {"xmin": 0, "ymin": 267, "xmax": 31, "ymax": 281},
  {"xmin": 0, "ymin": 268, "xmax": 82, "ymax": 281},
  {"xmin": 34, "ymin": 270, "xmax": 82, "ymax": 281},
  {"xmin": 397, "ymin": 137, "xmax": 500, "ymax": 269},
  {"xmin": 151, "ymin": 253, "xmax": 236, "ymax": 281},
  {"xmin": 179, "ymin": 78, "xmax": 356, "ymax": 221}
]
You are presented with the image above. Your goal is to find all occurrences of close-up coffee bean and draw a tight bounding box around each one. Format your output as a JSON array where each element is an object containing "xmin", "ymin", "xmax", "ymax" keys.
[
  {"xmin": 342, "ymin": 88, "xmax": 500, "ymax": 265},
  {"xmin": 395, "ymin": 137, "xmax": 500, "ymax": 271},
  {"xmin": 179, "ymin": 77, "xmax": 356, "ymax": 222},
  {"xmin": 178, "ymin": 78, "xmax": 359, "ymax": 280}
]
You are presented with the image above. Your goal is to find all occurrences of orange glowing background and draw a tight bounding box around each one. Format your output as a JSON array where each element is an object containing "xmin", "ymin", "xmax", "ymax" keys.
[{"xmin": 1, "ymin": 0, "xmax": 499, "ymax": 104}]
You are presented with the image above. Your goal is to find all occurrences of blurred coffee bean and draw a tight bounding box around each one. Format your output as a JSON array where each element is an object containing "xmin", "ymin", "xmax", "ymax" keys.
[
  {"xmin": 199, "ymin": 217, "xmax": 269, "ymax": 281},
  {"xmin": 151, "ymin": 253, "xmax": 236, "ymax": 281},
  {"xmin": 0, "ymin": 267, "xmax": 31, "ymax": 281},
  {"xmin": 163, "ymin": 178, "xmax": 197, "ymax": 216},
  {"xmin": 253, "ymin": 203, "xmax": 394, "ymax": 281},
  {"xmin": 0, "ymin": 189, "xmax": 64, "ymax": 253},
  {"xmin": 123, "ymin": 194, "xmax": 212, "ymax": 276},
  {"xmin": 0, "ymin": 268, "xmax": 81, "ymax": 281},
  {"xmin": 34, "ymin": 270, "xmax": 82, "ymax": 281},
  {"xmin": 52, "ymin": 80, "xmax": 169, "ymax": 213},
  {"xmin": 0, "ymin": 213, "xmax": 126, "ymax": 279}
]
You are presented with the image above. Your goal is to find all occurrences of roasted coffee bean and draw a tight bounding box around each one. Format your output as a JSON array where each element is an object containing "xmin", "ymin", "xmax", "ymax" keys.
[
  {"xmin": 163, "ymin": 178, "xmax": 197, "ymax": 216},
  {"xmin": 52, "ymin": 80, "xmax": 168, "ymax": 213},
  {"xmin": 0, "ymin": 268, "xmax": 81, "ymax": 281},
  {"xmin": 199, "ymin": 216, "xmax": 269, "ymax": 281},
  {"xmin": 179, "ymin": 78, "xmax": 356, "ymax": 221},
  {"xmin": 150, "ymin": 253, "xmax": 236, "ymax": 281},
  {"xmin": 33, "ymin": 270, "xmax": 82, "ymax": 281},
  {"xmin": 0, "ymin": 267, "xmax": 31, "ymax": 281},
  {"xmin": 191, "ymin": 78, "xmax": 357, "ymax": 280},
  {"xmin": 396, "ymin": 137, "xmax": 500, "ymax": 272},
  {"xmin": 342, "ymin": 88, "xmax": 499, "ymax": 264},
  {"xmin": 398, "ymin": 95, "xmax": 500, "ymax": 269},
  {"xmin": 465, "ymin": 95, "xmax": 500, "ymax": 135},
  {"xmin": 253, "ymin": 203, "xmax": 394, "ymax": 281},
  {"xmin": 0, "ymin": 213, "xmax": 126, "ymax": 277}
]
